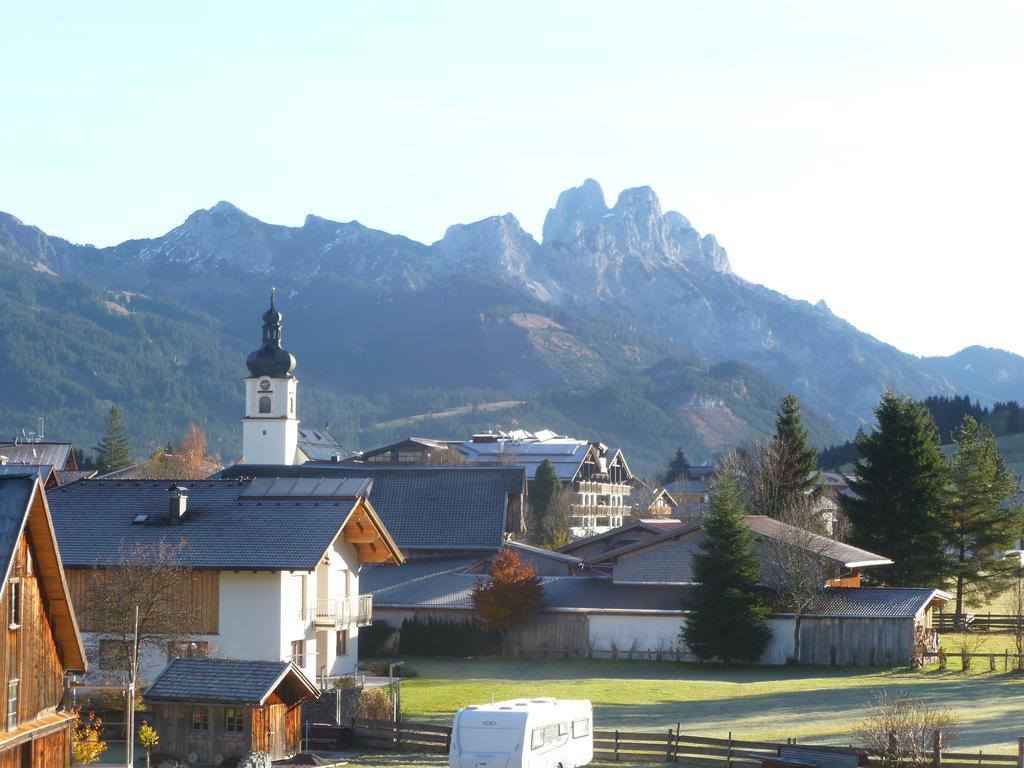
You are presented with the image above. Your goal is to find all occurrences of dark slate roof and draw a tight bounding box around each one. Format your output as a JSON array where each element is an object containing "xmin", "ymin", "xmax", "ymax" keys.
[
  {"xmin": 373, "ymin": 571, "xmax": 689, "ymax": 613},
  {"xmin": 797, "ymin": 588, "xmax": 950, "ymax": 619},
  {"xmin": 0, "ymin": 464, "xmax": 54, "ymax": 482},
  {"xmin": 745, "ymin": 516, "xmax": 892, "ymax": 567},
  {"xmin": 219, "ymin": 464, "xmax": 525, "ymax": 552},
  {"xmin": 0, "ymin": 475, "xmax": 34, "ymax": 585},
  {"xmin": 361, "ymin": 556, "xmax": 487, "ymax": 595},
  {"xmin": 54, "ymin": 470, "xmax": 96, "ymax": 485},
  {"xmin": 146, "ymin": 658, "xmax": 316, "ymax": 704},
  {"xmin": 47, "ymin": 479, "xmax": 367, "ymax": 570},
  {"xmin": 506, "ymin": 540, "xmax": 583, "ymax": 565},
  {"xmin": 0, "ymin": 443, "xmax": 73, "ymax": 470}
]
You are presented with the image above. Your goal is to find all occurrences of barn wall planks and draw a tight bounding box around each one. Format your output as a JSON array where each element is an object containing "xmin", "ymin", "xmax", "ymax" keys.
[
  {"xmin": 0, "ymin": 532, "xmax": 66, "ymax": 736},
  {"xmin": 66, "ymin": 569, "xmax": 220, "ymax": 634},
  {"xmin": 798, "ymin": 618, "xmax": 915, "ymax": 666}
]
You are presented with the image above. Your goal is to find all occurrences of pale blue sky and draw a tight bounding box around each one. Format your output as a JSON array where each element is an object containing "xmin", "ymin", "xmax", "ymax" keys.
[{"xmin": 2, "ymin": 2, "xmax": 1022, "ymax": 356}]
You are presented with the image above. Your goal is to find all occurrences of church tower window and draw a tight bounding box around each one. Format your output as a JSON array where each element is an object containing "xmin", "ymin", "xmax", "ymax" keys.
[{"xmin": 259, "ymin": 396, "xmax": 272, "ymax": 414}]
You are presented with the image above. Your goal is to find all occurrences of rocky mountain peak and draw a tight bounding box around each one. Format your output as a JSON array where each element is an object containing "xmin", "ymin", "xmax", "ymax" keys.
[
  {"xmin": 541, "ymin": 178, "xmax": 608, "ymax": 244},
  {"xmin": 435, "ymin": 213, "xmax": 539, "ymax": 277}
]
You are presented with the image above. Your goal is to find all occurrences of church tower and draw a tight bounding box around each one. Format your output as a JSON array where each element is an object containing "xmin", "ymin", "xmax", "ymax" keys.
[{"xmin": 241, "ymin": 290, "xmax": 299, "ymax": 465}]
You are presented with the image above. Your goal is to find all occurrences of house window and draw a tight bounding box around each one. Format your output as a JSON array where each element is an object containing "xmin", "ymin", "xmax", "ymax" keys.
[
  {"xmin": 166, "ymin": 640, "xmax": 210, "ymax": 661},
  {"xmin": 192, "ymin": 707, "xmax": 210, "ymax": 731},
  {"xmin": 225, "ymin": 707, "xmax": 244, "ymax": 734},
  {"xmin": 98, "ymin": 639, "xmax": 132, "ymax": 670},
  {"xmin": 8, "ymin": 579, "xmax": 21, "ymax": 629},
  {"xmin": 368, "ymin": 453, "xmax": 391, "ymax": 463},
  {"xmin": 6, "ymin": 680, "xmax": 17, "ymax": 729},
  {"xmin": 336, "ymin": 629, "xmax": 348, "ymax": 656},
  {"xmin": 397, "ymin": 451, "xmax": 420, "ymax": 463},
  {"xmin": 259, "ymin": 396, "xmax": 272, "ymax": 414},
  {"xmin": 291, "ymin": 639, "xmax": 305, "ymax": 667}
]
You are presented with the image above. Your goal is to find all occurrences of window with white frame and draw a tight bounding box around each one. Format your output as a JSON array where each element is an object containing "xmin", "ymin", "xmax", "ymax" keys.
[{"xmin": 6, "ymin": 680, "xmax": 17, "ymax": 729}]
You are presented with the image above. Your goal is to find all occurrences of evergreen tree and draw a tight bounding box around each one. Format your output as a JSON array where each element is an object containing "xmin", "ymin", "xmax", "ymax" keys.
[
  {"xmin": 528, "ymin": 460, "xmax": 569, "ymax": 548},
  {"xmin": 842, "ymin": 392, "xmax": 950, "ymax": 587},
  {"xmin": 755, "ymin": 395, "xmax": 819, "ymax": 520},
  {"xmin": 944, "ymin": 415, "xmax": 1023, "ymax": 619},
  {"xmin": 663, "ymin": 447, "xmax": 691, "ymax": 485},
  {"xmin": 682, "ymin": 461, "xmax": 772, "ymax": 663},
  {"xmin": 94, "ymin": 406, "xmax": 133, "ymax": 475}
]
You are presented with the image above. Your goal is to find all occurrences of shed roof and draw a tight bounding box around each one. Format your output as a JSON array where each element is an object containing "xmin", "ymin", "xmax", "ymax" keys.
[
  {"xmin": 795, "ymin": 587, "xmax": 951, "ymax": 619},
  {"xmin": 146, "ymin": 658, "xmax": 318, "ymax": 705},
  {"xmin": 0, "ymin": 442, "xmax": 74, "ymax": 470},
  {"xmin": 219, "ymin": 464, "xmax": 525, "ymax": 552},
  {"xmin": 47, "ymin": 478, "xmax": 402, "ymax": 569},
  {"xmin": 297, "ymin": 427, "xmax": 347, "ymax": 462},
  {"xmin": 585, "ymin": 516, "xmax": 890, "ymax": 569},
  {"xmin": 371, "ymin": 571, "xmax": 689, "ymax": 614}
]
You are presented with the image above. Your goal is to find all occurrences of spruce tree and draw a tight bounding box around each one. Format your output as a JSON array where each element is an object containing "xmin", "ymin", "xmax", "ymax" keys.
[
  {"xmin": 774, "ymin": 394, "xmax": 819, "ymax": 495},
  {"xmin": 682, "ymin": 461, "xmax": 771, "ymax": 663},
  {"xmin": 528, "ymin": 460, "xmax": 568, "ymax": 548},
  {"xmin": 94, "ymin": 406, "xmax": 133, "ymax": 475},
  {"xmin": 663, "ymin": 447, "xmax": 691, "ymax": 485},
  {"xmin": 944, "ymin": 415, "xmax": 1023, "ymax": 619},
  {"xmin": 842, "ymin": 391, "xmax": 950, "ymax": 587}
]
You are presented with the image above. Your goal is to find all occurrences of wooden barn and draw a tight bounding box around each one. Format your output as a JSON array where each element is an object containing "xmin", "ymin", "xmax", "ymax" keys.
[
  {"xmin": 145, "ymin": 659, "xmax": 319, "ymax": 762},
  {"xmin": 0, "ymin": 474, "xmax": 88, "ymax": 768}
]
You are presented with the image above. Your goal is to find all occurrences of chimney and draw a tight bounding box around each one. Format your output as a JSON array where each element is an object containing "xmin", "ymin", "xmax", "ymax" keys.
[
  {"xmin": 169, "ymin": 485, "xmax": 188, "ymax": 521},
  {"xmin": 330, "ymin": 453, "xmax": 342, "ymax": 464}
]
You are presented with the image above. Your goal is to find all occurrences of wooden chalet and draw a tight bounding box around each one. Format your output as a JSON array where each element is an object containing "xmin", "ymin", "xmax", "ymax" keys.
[
  {"xmin": 0, "ymin": 475, "xmax": 87, "ymax": 768},
  {"xmin": 146, "ymin": 659, "xmax": 318, "ymax": 762}
]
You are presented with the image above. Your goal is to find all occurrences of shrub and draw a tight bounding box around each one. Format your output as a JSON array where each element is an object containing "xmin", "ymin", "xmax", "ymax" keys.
[
  {"xmin": 358, "ymin": 687, "xmax": 393, "ymax": 721},
  {"xmin": 856, "ymin": 691, "xmax": 959, "ymax": 768}
]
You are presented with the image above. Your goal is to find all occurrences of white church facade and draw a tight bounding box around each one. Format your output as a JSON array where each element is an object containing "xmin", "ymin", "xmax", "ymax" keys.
[{"xmin": 241, "ymin": 290, "xmax": 345, "ymax": 464}]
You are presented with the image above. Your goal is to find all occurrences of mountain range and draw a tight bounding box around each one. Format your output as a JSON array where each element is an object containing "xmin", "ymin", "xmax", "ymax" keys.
[{"xmin": 2, "ymin": 179, "xmax": 1021, "ymax": 476}]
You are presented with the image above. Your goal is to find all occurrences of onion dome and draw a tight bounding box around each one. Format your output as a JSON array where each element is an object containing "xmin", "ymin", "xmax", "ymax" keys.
[{"xmin": 246, "ymin": 289, "xmax": 296, "ymax": 378}]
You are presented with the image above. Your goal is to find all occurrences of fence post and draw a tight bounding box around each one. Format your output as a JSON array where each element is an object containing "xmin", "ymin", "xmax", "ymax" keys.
[
  {"xmin": 729, "ymin": 731, "xmax": 734, "ymax": 768},
  {"xmin": 615, "ymin": 730, "xmax": 620, "ymax": 762},
  {"xmin": 933, "ymin": 729, "xmax": 942, "ymax": 768},
  {"xmin": 667, "ymin": 730, "xmax": 674, "ymax": 761},
  {"xmin": 675, "ymin": 723, "xmax": 681, "ymax": 762}
]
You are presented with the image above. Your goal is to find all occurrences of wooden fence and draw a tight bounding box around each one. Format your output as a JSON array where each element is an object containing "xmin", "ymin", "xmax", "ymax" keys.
[
  {"xmin": 920, "ymin": 650, "xmax": 1024, "ymax": 671},
  {"xmin": 341, "ymin": 718, "xmax": 1024, "ymax": 768},
  {"xmin": 934, "ymin": 613, "xmax": 1023, "ymax": 634}
]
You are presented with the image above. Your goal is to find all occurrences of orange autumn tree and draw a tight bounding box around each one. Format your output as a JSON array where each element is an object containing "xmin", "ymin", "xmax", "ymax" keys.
[{"xmin": 471, "ymin": 549, "xmax": 544, "ymax": 633}]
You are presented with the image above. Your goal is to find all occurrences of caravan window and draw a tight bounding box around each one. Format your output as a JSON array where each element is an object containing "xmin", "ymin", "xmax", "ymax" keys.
[
  {"xmin": 531, "ymin": 728, "xmax": 544, "ymax": 749},
  {"xmin": 558, "ymin": 722, "xmax": 568, "ymax": 736},
  {"xmin": 573, "ymin": 718, "xmax": 590, "ymax": 738}
]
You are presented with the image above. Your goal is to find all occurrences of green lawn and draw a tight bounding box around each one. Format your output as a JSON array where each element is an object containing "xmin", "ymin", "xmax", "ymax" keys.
[{"xmin": 386, "ymin": 656, "xmax": 1024, "ymax": 753}]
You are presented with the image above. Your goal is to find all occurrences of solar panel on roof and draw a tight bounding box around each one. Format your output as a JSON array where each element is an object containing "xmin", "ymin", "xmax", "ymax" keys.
[{"xmin": 239, "ymin": 476, "xmax": 369, "ymax": 500}]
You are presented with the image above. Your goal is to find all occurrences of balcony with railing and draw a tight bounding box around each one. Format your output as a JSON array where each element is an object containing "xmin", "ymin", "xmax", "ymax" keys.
[
  {"xmin": 569, "ymin": 504, "xmax": 631, "ymax": 532},
  {"xmin": 311, "ymin": 595, "xmax": 373, "ymax": 629}
]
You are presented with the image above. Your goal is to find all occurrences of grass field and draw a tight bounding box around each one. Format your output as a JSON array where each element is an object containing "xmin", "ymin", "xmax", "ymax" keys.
[{"xmin": 386, "ymin": 656, "xmax": 1024, "ymax": 753}]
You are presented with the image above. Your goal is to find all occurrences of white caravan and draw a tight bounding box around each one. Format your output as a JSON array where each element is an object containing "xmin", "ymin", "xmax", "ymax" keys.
[{"xmin": 449, "ymin": 698, "xmax": 593, "ymax": 768}]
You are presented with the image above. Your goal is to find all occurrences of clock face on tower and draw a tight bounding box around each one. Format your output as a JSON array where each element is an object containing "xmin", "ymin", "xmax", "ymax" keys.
[{"xmin": 259, "ymin": 378, "xmax": 271, "ymax": 391}]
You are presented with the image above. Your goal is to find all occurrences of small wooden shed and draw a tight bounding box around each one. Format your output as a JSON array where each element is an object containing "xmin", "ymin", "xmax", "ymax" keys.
[{"xmin": 146, "ymin": 659, "xmax": 319, "ymax": 763}]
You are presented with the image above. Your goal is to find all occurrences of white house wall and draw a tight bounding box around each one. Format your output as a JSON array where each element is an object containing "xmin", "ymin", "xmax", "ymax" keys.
[
  {"xmin": 586, "ymin": 614, "xmax": 683, "ymax": 658},
  {"xmin": 219, "ymin": 570, "xmax": 285, "ymax": 662}
]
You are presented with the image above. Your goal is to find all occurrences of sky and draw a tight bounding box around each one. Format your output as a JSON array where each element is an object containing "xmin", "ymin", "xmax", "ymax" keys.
[{"xmin": 2, "ymin": 2, "xmax": 1022, "ymax": 357}]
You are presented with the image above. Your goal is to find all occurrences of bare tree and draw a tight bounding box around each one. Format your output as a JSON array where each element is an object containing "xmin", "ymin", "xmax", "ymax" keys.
[
  {"xmin": 419, "ymin": 447, "xmax": 469, "ymax": 466},
  {"xmin": 81, "ymin": 539, "xmax": 199, "ymax": 682},
  {"xmin": 856, "ymin": 691, "xmax": 959, "ymax": 768},
  {"xmin": 1001, "ymin": 564, "xmax": 1024, "ymax": 670},
  {"xmin": 742, "ymin": 439, "xmax": 834, "ymax": 663}
]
